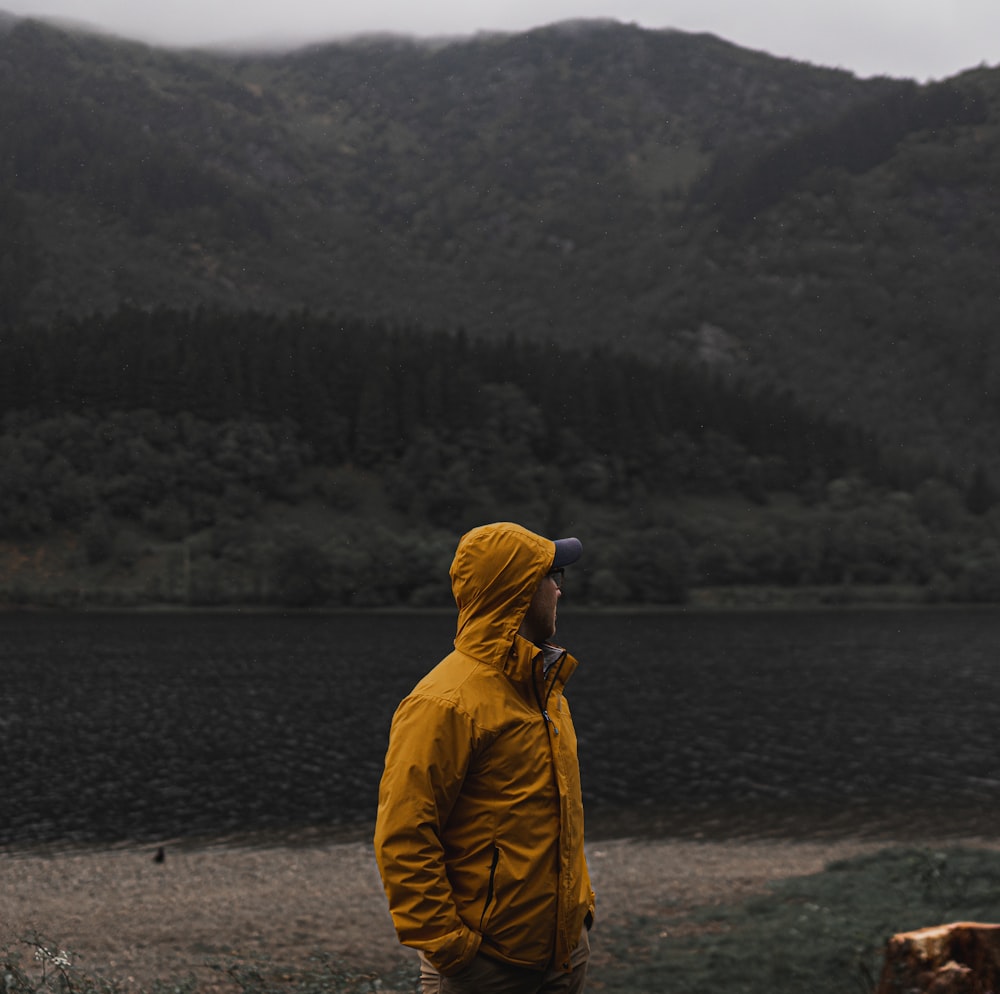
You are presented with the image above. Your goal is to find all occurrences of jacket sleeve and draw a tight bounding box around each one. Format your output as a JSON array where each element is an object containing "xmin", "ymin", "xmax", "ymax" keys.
[{"xmin": 373, "ymin": 693, "xmax": 483, "ymax": 975}]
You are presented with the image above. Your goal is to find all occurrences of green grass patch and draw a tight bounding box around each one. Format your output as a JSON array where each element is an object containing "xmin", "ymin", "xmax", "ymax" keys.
[{"xmin": 591, "ymin": 846, "xmax": 1000, "ymax": 993}]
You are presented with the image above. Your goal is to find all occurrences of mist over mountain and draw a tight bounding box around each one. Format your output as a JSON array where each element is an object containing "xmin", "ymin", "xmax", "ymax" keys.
[{"xmin": 2, "ymin": 13, "xmax": 1000, "ymax": 607}]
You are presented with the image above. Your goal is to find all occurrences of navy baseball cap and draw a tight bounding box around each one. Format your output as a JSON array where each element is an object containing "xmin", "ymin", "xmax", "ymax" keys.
[{"xmin": 552, "ymin": 537, "xmax": 583, "ymax": 568}]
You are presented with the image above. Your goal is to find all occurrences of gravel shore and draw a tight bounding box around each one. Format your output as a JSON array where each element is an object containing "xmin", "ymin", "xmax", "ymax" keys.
[{"xmin": 0, "ymin": 832, "xmax": 920, "ymax": 991}]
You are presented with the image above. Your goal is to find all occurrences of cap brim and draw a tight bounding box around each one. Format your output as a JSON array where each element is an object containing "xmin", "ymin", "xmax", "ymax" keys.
[{"xmin": 552, "ymin": 537, "xmax": 582, "ymax": 568}]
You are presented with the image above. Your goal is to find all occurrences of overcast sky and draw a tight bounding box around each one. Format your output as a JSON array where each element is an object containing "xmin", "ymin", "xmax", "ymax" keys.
[{"xmin": 1, "ymin": 0, "xmax": 997, "ymax": 81}]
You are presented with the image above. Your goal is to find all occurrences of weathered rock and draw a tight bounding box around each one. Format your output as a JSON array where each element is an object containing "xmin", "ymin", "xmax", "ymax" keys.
[{"xmin": 876, "ymin": 922, "xmax": 1000, "ymax": 994}]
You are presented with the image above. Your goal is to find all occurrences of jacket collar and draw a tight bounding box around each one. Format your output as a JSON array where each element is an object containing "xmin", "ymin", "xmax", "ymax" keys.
[{"xmin": 500, "ymin": 633, "xmax": 578, "ymax": 693}]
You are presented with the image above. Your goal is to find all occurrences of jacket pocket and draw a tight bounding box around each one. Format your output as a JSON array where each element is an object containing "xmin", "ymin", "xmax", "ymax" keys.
[{"xmin": 478, "ymin": 845, "xmax": 500, "ymax": 932}]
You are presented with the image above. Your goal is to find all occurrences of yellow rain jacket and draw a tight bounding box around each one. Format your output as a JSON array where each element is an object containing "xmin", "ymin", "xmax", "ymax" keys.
[{"xmin": 374, "ymin": 522, "xmax": 595, "ymax": 976}]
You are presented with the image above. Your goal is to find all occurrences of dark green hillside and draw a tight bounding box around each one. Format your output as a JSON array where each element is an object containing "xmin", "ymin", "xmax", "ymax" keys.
[
  {"xmin": 693, "ymin": 79, "xmax": 986, "ymax": 223},
  {"xmin": 0, "ymin": 18, "xmax": 888, "ymax": 333},
  {"xmin": 3, "ymin": 15, "xmax": 1000, "ymax": 604},
  {"xmin": 1, "ymin": 15, "xmax": 997, "ymax": 487},
  {"xmin": 690, "ymin": 66, "xmax": 1000, "ymax": 478}
]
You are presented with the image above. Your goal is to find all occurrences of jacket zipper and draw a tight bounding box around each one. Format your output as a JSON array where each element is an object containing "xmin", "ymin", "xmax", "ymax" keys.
[{"xmin": 535, "ymin": 651, "xmax": 566, "ymax": 735}]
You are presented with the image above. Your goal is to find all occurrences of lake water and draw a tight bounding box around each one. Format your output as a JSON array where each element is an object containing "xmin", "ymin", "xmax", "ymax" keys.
[{"xmin": 2, "ymin": 608, "xmax": 999, "ymax": 851}]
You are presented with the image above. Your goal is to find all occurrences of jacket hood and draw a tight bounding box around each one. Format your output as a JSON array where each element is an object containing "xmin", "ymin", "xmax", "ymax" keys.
[{"xmin": 450, "ymin": 522, "xmax": 555, "ymax": 666}]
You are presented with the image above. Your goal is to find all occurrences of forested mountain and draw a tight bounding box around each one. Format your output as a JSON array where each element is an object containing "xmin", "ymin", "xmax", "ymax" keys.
[{"xmin": 2, "ymin": 14, "xmax": 1000, "ymax": 607}]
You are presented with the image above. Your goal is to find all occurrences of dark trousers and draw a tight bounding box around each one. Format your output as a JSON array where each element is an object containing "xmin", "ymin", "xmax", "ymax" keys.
[{"xmin": 418, "ymin": 927, "xmax": 590, "ymax": 994}]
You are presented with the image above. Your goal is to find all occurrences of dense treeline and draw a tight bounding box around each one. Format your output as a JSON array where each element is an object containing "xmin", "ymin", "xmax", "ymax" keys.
[
  {"xmin": 3, "ymin": 306, "xmax": 900, "ymax": 494},
  {"xmin": 3, "ymin": 308, "xmax": 1000, "ymax": 608}
]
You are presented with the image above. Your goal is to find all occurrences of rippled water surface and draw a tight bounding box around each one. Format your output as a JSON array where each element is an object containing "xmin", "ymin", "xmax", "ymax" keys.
[{"xmin": 2, "ymin": 608, "xmax": 999, "ymax": 849}]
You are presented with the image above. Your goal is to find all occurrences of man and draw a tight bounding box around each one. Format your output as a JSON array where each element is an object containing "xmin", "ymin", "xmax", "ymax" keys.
[{"xmin": 374, "ymin": 521, "xmax": 595, "ymax": 994}]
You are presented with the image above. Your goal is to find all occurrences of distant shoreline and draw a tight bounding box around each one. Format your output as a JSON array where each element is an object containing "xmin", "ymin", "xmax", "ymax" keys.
[
  {"xmin": 1, "ymin": 583, "xmax": 985, "ymax": 614},
  {"xmin": 4, "ymin": 792, "xmax": 995, "ymax": 861}
]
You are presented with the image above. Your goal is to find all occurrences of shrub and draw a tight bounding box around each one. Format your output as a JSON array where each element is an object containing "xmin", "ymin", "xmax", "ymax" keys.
[{"xmin": 1, "ymin": 933, "xmax": 130, "ymax": 994}]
